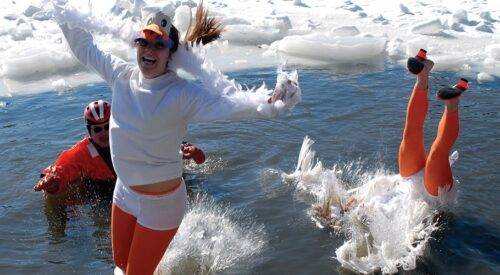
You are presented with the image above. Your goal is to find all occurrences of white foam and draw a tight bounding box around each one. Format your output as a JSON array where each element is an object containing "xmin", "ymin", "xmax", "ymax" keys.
[
  {"xmin": 51, "ymin": 78, "xmax": 67, "ymax": 92},
  {"xmin": 283, "ymin": 137, "xmax": 458, "ymax": 274},
  {"xmin": 477, "ymin": 72, "xmax": 494, "ymax": 83},
  {"xmin": 157, "ymin": 194, "xmax": 267, "ymax": 274}
]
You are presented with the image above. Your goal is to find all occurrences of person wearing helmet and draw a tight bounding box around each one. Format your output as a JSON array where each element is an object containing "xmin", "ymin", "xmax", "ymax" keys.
[
  {"xmin": 33, "ymin": 100, "xmax": 207, "ymax": 199},
  {"xmin": 53, "ymin": 1, "xmax": 301, "ymax": 273},
  {"xmin": 34, "ymin": 100, "xmax": 115, "ymax": 198}
]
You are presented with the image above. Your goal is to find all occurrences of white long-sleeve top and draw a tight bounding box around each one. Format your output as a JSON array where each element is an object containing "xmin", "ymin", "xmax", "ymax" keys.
[{"xmin": 60, "ymin": 24, "xmax": 300, "ymax": 186}]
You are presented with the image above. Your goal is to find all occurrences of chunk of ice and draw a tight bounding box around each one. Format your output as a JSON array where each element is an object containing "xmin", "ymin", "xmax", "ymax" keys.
[
  {"xmin": 411, "ymin": 19, "xmax": 445, "ymax": 35},
  {"xmin": 451, "ymin": 22, "xmax": 464, "ymax": 32},
  {"xmin": 331, "ymin": 26, "xmax": 360, "ymax": 37},
  {"xmin": 387, "ymin": 38, "xmax": 405, "ymax": 58},
  {"xmin": 476, "ymin": 23, "xmax": 494, "ymax": 33},
  {"xmin": 274, "ymin": 33, "xmax": 386, "ymax": 62},
  {"xmin": 33, "ymin": 11, "xmax": 53, "ymax": 21},
  {"xmin": 486, "ymin": 44, "xmax": 500, "ymax": 60},
  {"xmin": 222, "ymin": 17, "xmax": 251, "ymax": 26},
  {"xmin": 452, "ymin": 9, "xmax": 469, "ymax": 24},
  {"xmin": 373, "ymin": 15, "xmax": 389, "ymax": 25},
  {"xmin": 4, "ymin": 14, "xmax": 18, "ymax": 21},
  {"xmin": 477, "ymin": 72, "xmax": 494, "ymax": 83},
  {"xmin": 480, "ymin": 11, "xmax": 497, "ymax": 22},
  {"xmin": 10, "ymin": 24, "xmax": 33, "ymax": 41},
  {"xmin": 399, "ymin": 4, "xmax": 414, "ymax": 15},
  {"xmin": 23, "ymin": 5, "xmax": 41, "ymax": 17}
]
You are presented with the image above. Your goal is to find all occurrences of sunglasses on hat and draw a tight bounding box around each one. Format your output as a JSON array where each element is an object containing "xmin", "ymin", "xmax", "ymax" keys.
[{"xmin": 134, "ymin": 37, "xmax": 173, "ymax": 50}]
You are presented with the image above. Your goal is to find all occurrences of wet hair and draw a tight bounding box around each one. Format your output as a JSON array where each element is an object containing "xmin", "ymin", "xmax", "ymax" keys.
[{"xmin": 169, "ymin": 0, "xmax": 224, "ymax": 54}]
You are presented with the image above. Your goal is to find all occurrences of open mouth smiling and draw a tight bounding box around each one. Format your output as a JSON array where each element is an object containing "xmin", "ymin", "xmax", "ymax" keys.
[{"xmin": 142, "ymin": 56, "xmax": 157, "ymax": 65}]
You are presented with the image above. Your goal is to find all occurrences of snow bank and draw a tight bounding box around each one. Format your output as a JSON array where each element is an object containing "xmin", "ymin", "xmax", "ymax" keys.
[{"xmin": 0, "ymin": 0, "xmax": 498, "ymax": 95}]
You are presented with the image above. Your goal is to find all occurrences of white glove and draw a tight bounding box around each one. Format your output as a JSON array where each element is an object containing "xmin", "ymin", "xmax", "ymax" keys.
[
  {"xmin": 51, "ymin": 0, "xmax": 67, "ymax": 23},
  {"xmin": 269, "ymin": 67, "xmax": 301, "ymax": 110},
  {"xmin": 50, "ymin": 0, "xmax": 93, "ymax": 29}
]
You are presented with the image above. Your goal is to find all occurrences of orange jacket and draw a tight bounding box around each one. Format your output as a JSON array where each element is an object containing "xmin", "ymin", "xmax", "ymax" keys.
[{"xmin": 41, "ymin": 136, "xmax": 116, "ymax": 194}]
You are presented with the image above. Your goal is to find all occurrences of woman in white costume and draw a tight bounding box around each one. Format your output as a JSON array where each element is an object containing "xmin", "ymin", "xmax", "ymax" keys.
[{"xmin": 52, "ymin": 2, "xmax": 301, "ymax": 274}]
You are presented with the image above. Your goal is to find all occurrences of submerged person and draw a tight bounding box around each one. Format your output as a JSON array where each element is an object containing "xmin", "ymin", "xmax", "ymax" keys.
[
  {"xmin": 52, "ymin": 1, "xmax": 300, "ymax": 273},
  {"xmin": 314, "ymin": 57, "xmax": 468, "ymax": 228},
  {"xmin": 34, "ymin": 100, "xmax": 205, "ymax": 202},
  {"xmin": 398, "ymin": 58, "xmax": 467, "ymax": 199}
]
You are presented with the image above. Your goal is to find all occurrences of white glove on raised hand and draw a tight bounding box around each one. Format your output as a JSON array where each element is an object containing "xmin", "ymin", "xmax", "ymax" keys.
[
  {"xmin": 268, "ymin": 67, "xmax": 301, "ymax": 110},
  {"xmin": 50, "ymin": 0, "xmax": 67, "ymax": 23},
  {"xmin": 51, "ymin": 0, "xmax": 93, "ymax": 29}
]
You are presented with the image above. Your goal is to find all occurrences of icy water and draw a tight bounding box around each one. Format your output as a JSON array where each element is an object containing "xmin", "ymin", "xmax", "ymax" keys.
[{"xmin": 0, "ymin": 65, "xmax": 499, "ymax": 274}]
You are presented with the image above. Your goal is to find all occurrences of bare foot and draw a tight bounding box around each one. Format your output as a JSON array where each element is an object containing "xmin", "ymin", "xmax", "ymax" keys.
[
  {"xmin": 419, "ymin": 59, "xmax": 434, "ymax": 75},
  {"xmin": 416, "ymin": 59, "xmax": 434, "ymax": 90},
  {"xmin": 444, "ymin": 97, "xmax": 460, "ymax": 112}
]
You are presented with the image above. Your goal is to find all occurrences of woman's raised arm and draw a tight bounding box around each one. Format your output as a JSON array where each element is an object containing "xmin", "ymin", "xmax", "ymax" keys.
[{"xmin": 54, "ymin": 3, "xmax": 132, "ymax": 85}]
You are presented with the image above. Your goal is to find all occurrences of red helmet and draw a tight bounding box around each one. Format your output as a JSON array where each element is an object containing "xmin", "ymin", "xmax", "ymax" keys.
[{"xmin": 84, "ymin": 100, "xmax": 111, "ymax": 125}]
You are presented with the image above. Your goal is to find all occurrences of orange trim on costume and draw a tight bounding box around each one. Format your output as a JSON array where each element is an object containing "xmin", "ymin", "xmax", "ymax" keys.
[{"xmin": 130, "ymin": 181, "xmax": 182, "ymax": 196}]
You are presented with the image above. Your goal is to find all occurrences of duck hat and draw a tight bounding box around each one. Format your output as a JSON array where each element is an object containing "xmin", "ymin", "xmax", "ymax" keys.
[{"xmin": 140, "ymin": 11, "xmax": 175, "ymax": 45}]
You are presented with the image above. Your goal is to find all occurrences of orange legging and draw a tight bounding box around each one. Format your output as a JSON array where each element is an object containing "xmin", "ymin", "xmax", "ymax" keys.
[
  {"xmin": 399, "ymin": 86, "xmax": 459, "ymax": 196},
  {"xmin": 111, "ymin": 203, "xmax": 178, "ymax": 275}
]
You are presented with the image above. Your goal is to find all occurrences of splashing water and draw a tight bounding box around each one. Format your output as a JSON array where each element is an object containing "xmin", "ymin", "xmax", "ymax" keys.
[
  {"xmin": 156, "ymin": 194, "xmax": 267, "ymax": 274},
  {"xmin": 183, "ymin": 156, "xmax": 228, "ymax": 176},
  {"xmin": 282, "ymin": 137, "xmax": 458, "ymax": 274}
]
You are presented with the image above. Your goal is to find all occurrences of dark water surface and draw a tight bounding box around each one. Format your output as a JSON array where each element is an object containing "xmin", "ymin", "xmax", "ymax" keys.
[{"xmin": 0, "ymin": 65, "xmax": 499, "ymax": 274}]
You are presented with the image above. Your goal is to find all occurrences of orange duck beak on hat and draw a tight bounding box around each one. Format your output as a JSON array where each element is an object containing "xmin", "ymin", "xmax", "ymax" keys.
[
  {"xmin": 141, "ymin": 24, "xmax": 168, "ymax": 40},
  {"xmin": 140, "ymin": 11, "xmax": 173, "ymax": 40}
]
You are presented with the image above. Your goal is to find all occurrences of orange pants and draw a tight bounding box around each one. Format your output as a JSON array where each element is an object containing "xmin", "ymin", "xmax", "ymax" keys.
[
  {"xmin": 398, "ymin": 86, "xmax": 459, "ymax": 196},
  {"xmin": 111, "ymin": 203, "xmax": 178, "ymax": 275}
]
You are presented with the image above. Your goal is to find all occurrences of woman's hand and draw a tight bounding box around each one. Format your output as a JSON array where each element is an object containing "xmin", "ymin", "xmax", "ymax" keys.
[{"xmin": 182, "ymin": 143, "xmax": 206, "ymax": 164}]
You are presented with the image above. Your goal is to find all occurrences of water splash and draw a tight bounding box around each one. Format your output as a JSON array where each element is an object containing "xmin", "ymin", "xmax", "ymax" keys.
[
  {"xmin": 183, "ymin": 156, "xmax": 228, "ymax": 176},
  {"xmin": 282, "ymin": 136, "xmax": 457, "ymax": 274},
  {"xmin": 157, "ymin": 194, "xmax": 267, "ymax": 274}
]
